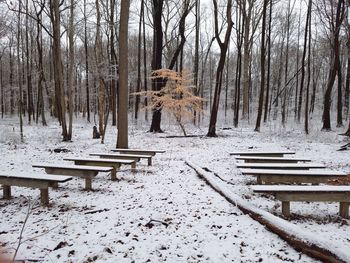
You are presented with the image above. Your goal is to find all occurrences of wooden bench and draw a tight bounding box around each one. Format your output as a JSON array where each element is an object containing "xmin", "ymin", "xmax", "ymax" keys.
[
  {"xmin": 230, "ymin": 151, "xmax": 295, "ymax": 157},
  {"xmin": 90, "ymin": 153, "xmax": 153, "ymax": 166},
  {"xmin": 63, "ymin": 157, "xmax": 136, "ymax": 181},
  {"xmin": 240, "ymin": 169, "xmax": 346, "ymax": 185},
  {"xmin": 234, "ymin": 156, "xmax": 311, "ymax": 163},
  {"xmin": 0, "ymin": 173, "xmax": 72, "ymax": 206},
  {"xmin": 32, "ymin": 164, "xmax": 113, "ymax": 190},
  {"xmin": 236, "ymin": 163, "xmax": 325, "ymax": 170},
  {"xmin": 111, "ymin": 148, "xmax": 165, "ymax": 156},
  {"xmin": 251, "ymin": 185, "xmax": 350, "ymax": 218}
]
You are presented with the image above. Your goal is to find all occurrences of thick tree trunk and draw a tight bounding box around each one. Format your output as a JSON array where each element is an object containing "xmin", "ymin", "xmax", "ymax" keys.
[
  {"xmin": 117, "ymin": 0, "xmax": 130, "ymax": 148},
  {"xmin": 254, "ymin": 0, "xmax": 268, "ymax": 132},
  {"xmin": 242, "ymin": 1, "xmax": 253, "ymax": 119},
  {"xmin": 35, "ymin": 2, "xmax": 47, "ymax": 126},
  {"xmin": 150, "ymin": 0, "xmax": 164, "ymax": 133},
  {"xmin": 321, "ymin": 0, "xmax": 345, "ymax": 131},
  {"xmin": 51, "ymin": 0, "xmax": 68, "ymax": 141}
]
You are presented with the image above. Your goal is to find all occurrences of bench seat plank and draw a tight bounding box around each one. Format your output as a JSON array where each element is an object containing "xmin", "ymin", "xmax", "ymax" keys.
[
  {"xmin": 252, "ymin": 185, "xmax": 350, "ymax": 192},
  {"xmin": 240, "ymin": 169, "xmax": 345, "ymax": 176},
  {"xmin": 0, "ymin": 173, "xmax": 72, "ymax": 182},
  {"xmin": 32, "ymin": 164, "xmax": 113, "ymax": 190},
  {"xmin": 230, "ymin": 151, "xmax": 295, "ymax": 157},
  {"xmin": 111, "ymin": 148, "xmax": 165, "ymax": 156},
  {"xmin": 251, "ymin": 185, "xmax": 350, "ymax": 218},
  {"xmin": 236, "ymin": 163, "xmax": 325, "ymax": 170},
  {"xmin": 0, "ymin": 173, "xmax": 72, "ymax": 206},
  {"xmin": 63, "ymin": 157, "xmax": 136, "ymax": 181},
  {"xmin": 240, "ymin": 169, "xmax": 346, "ymax": 185},
  {"xmin": 32, "ymin": 163, "xmax": 113, "ymax": 172},
  {"xmin": 90, "ymin": 153, "xmax": 153, "ymax": 166},
  {"xmin": 235, "ymin": 156, "xmax": 311, "ymax": 163}
]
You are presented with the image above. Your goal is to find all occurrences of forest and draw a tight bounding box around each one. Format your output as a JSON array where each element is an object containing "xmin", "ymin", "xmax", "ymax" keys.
[{"xmin": 0, "ymin": 0, "xmax": 349, "ymax": 142}]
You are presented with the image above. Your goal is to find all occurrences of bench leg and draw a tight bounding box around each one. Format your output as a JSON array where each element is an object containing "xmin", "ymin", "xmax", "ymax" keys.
[
  {"xmin": 148, "ymin": 157, "xmax": 152, "ymax": 166},
  {"xmin": 131, "ymin": 162, "xmax": 137, "ymax": 173},
  {"xmin": 85, "ymin": 178, "xmax": 92, "ymax": 190},
  {"xmin": 40, "ymin": 188, "xmax": 49, "ymax": 206},
  {"xmin": 111, "ymin": 167, "xmax": 117, "ymax": 181},
  {"xmin": 257, "ymin": 176, "xmax": 262, "ymax": 184},
  {"xmin": 3, "ymin": 185, "xmax": 11, "ymax": 199},
  {"xmin": 282, "ymin": 201, "xmax": 290, "ymax": 218},
  {"xmin": 339, "ymin": 202, "xmax": 349, "ymax": 218}
]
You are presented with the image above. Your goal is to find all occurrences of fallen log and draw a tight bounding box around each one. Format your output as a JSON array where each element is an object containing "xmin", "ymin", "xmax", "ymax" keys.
[{"xmin": 185, "ymin": 160, "xmax": 348, "ymax": 263}]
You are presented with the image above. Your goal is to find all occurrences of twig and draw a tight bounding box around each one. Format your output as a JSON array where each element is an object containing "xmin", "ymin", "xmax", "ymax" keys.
[{"xmin": 12, "ymin": 198, "xmax": 34, "ymax": 261}]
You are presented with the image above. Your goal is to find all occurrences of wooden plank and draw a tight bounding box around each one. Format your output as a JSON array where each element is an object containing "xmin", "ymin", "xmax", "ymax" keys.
[
  {"xmin": 3, "ymin": 185, "xmax": 11, "ymax": 199},
  {"xmin": 0, "ymin": 173, "xmax": 73, "ymax": 182},
  {"xmin": 90, "ymin": 153, "xmax": 153, "ymax": 166},
  {"xmin": 230, "ymin": 151, "xmax": 295, "ymax": 157},
  {"xmin": 44, "ymin": 168, "xmax": 98, "ymax": 178},
  {"xmin": 275, "ymin": 192, "xmax": 350, "ymax": 202},
  {"xmin": 0, "ymin": 177, "xmax": 57, "ymax": 189},
  {"xmin": 339, "ymin": 202, "xmax": 349, "ymax": 218},
  {"xmin": 63, "ymin": 157, "xmax": 135, "ymax": 164},
  {"xmin": 33, "ymin": 163, "xmax": 113, "ymax": 172},
  {"xmin": 40, "ymin": 188, "xmax": 49, "ymax": 206},
  {"xmin": 240, "ymin": 169, "xmax": 346, "ymax": 176},
  {"xmin": 259, "ymin": 175, "xmax": 343, "ymax": 185},
  {"xmin": 235, "ymin": 156, "xmax": 311, "ymax": 163},
  {"xmin": 111, "ymin": 148, "xmax": 165, "ymax": 155},
  {"xmin": 252, "ymin": 185, "xmax": 350, "ymax": 192},
  {"xmin": 282, "ymin": 201, "xmax": 290, "ymax": 217},
  {"xmin": 236, "ymin": 163, "xmax": 325, "ymax": 170}
]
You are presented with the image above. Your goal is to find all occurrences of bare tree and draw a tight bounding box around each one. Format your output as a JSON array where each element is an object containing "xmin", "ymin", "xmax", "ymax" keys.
[
  {"xmin": 207, "ymin": 0, "xmax": 233, "ymax": 137},
  {"xmin": 318, "ymin": 0, "xmax": 346, "ymax": 130}
]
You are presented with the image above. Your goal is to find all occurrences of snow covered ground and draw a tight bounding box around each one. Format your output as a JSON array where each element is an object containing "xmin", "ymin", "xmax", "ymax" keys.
[{"xmin": 0, "ymin": 116, "xmax": 349, "ymax": 262}]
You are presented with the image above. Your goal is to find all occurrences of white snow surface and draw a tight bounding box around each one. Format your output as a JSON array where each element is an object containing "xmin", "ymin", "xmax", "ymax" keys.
[{"xmin": 0, "ymin": 117, "xmax": 349, "ymax": 262}]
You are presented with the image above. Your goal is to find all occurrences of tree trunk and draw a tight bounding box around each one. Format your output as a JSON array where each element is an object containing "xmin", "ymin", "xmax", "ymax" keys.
[
  {"xmin": 110, "ymin": 0, "xmax": 117, "ymax": 126},
  {"xmin": 50, "ymin": 0, "xmax": 68, "ymax": 141},
  {"xmin": 264, "ymin": 0, "xmax": 273, "ymax": 122},
  {"xmin": 150, "ymin": 0, "xmax": 164, "ymax": 133},
  {"xmin": 254, "ymin": 0, "xmax": 268, "ymax": 132},
  {"xmin": 242, "ymin": 0, "xmax": 253, "ymax": 119},
  {"xmin": 322, "ymin": 0, "xmax": 345, "ymax": 130},
  {"xmin": 117, "ymin": 0, "xmax": 130, "ymax": 148},
  {"xmin": 142, "ymin": 0, "xmax": 148, "ymax": 121},
  {"xmin": 67, "ymin": 0, "xmax": 75, "ymax": 140},
  {"xmin": 83, "ymin": 0, "xmax": 90, "ymax": 123},
  {"xmin": 35, "ymin": 1, "xmax": 47, "ymax": 126},
  {"xmin": 17, "ymin": 3, "xmax": 24, "ymax": 142},
  {"xmin": 207, "ymin": 0, "xmax": 233, "ymax": 137},
  {"xmin": 135, "ymin": 0, "xmax": 144, "ymax": 120},
  {"xmin": 305, "ymin": 0, "xmax": 312, "ymax": 134},
  {"xmin": 25, "ymin": 0, "xmax": 34, "ymax": 124}
]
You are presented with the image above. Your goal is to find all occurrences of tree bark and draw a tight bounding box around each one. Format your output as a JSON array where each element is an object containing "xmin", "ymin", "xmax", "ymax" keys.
[
  {"xmin": 150, "ymin": 0, "xmax": 164, "ymax": 133},
  {"xmin": 117, "ymin": 0, "xmax": 130, "ymax": 148},
  {"xmin": 254, "ymin": 0, "xmax": 268, "ymax": 132},
  {"xmin": 321, "ymin": 0, "xmax": 345, "ymax": 130},
  {"xmin": 50, "ymin": 0, "xmax": 68, "ymax": 141},
  {"xmin": 207, "ymin": 0, "xmax": 233, "ymax": 137}
]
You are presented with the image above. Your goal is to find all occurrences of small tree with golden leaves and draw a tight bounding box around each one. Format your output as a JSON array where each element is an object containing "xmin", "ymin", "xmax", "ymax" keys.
[{"xmin": 136, "ymin": 69, "xmax": 205, "ymax": 136}]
